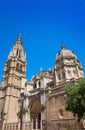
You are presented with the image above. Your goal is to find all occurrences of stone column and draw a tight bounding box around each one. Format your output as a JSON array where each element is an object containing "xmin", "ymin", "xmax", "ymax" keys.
[
  {"xmin": 18, "ymin": 120, "xmax": 20, "ymax": 130},
  {"xmin": 55, "ymin": 71, "xmax": 58, "ymax": 85},
  {"xmin": 3, "ymin": 95, "xmax": 10, "ymax": 114},
  {"xmin": 2, "ymin": 121, "xmax": 5, "ymax": 130},
  {"xmin": 11, "ymin": 124, "xmax": 13, "ymax": 130},
  {"xmin": 64, "ymin": 67, "xmax": 69, "ymax": 81},
  {"xmin": 4, "ymin": 124, "xmax": 7, "ymax": 130},
  {"xmin": 14, "ymin": 123, "xmax": 16, "ymax": 130},
  {"xmin": 32, "ymin": 119, "xmax": 33, "ymax": 130},
  {"xmin": 36, "ymin": 118, "xmax": 38, "ymax": 130},
  {"xmin": 41, "ymin": 120, "xmax": 42, "ymax": 130},
  {"xmin": 23, "ymin": 122, "xmax": 25, "ymax": 130}
]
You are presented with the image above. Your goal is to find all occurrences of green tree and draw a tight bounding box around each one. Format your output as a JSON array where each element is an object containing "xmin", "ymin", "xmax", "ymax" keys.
[{"xmin": 65, "ymin": 77, "xmax": 85, "ymax": 121}]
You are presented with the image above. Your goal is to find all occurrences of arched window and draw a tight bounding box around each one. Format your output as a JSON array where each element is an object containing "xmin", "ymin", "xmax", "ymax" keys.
[
  {"xmin": 57, "ymin": 72, "xmax": 61, "ymax": 80},
  {"xmin": 33, "ymin": 83, "xmax": 37, "ymax": 89},
  {"xmin": 59, "ymin": 109, "xmax": 63, "ymax": 119},
  {"xmin": 16, "ymin": 49, "xmax": 19, "ymax": 56},
  {"xmin": 62, "ymin": 70, "xmax": 65, "ymax": 79},
  {"xmin": 19, "ymin": 50, "xmax": 21, "ymax": 58},
  {"xmin": 38, "ymin": 81, "xmax": 41, "ymax": 87},
  {"xmin": 67, "ymin": 70, "xmax": 72, "ymax": 77},
  {"xmin": 20, "ymin": 65, "xmax": 22, "ymax": 71}
]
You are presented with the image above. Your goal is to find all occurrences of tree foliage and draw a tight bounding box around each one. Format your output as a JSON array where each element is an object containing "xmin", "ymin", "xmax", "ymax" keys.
[{"xmin": 65, "ymin": 77, "xmax": 85, "ymax": 120}]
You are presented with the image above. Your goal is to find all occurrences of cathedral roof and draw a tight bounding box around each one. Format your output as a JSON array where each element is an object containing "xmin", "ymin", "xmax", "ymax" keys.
[
  {"xmin": 31, "ymin": 70, "xmax": 53, "ymax": 81},
  {"xmin": 56, "ymin": 44, "xmax": 76, "ymax": 60}
]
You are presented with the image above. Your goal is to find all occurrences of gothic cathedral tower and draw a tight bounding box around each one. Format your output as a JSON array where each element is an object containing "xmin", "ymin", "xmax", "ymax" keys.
[{"xmin": 1, "ymin": 34, "xmax": 26, "ymax": 123}]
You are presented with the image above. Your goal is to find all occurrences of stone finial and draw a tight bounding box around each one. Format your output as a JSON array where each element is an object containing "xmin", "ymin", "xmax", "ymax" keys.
[
  {"xmin": 17, "ymin": 34, "xmax": 22, "ymax": 43},
  {"xmin": 48, "ymin": 67, "xmax": 51, "ymax": 71},
  {"xmin": 40, "ymin": 67, "xmax": 42, "ymax": 71},
  {"xmin": 61, "ymin": 43, "xmax": 66, "ymax": 50}
]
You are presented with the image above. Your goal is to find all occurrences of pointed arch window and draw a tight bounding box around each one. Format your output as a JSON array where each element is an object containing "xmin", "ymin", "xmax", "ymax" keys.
[
  {"xmin": 16, "ymin": 49, "xmax": 19, "ymax": 56},
  {"xmin": 38, "ymin": 81, "xmax": 41, "ymax": 87},
  {"xmin": 33, "ymin": 83, "xmax": 37, "ymax": 89},
  {"xmin": 16, "ymin": 63, "xmax": 23, "ymax": 73},
  {"xmin": 20, "ymin": 64, "xmax": 22, "ymax": 72},
  {"xmin": 19, "ymin": 50, "xmax": 21, "ymax": 58},
  {"xmin": 67, "ymin": 70, "xmax": 72, "ymax": 77},
  {"xmin": 16, "ymin": 63, "xmax": 19, "ymax": 71},
  {"xmin": 62, "ymin": 70, "xmax": 65, "ymax": 79},
  {"xmin": 57, "ymin": 72, "xmax": 61, "ymax": 80},
  {"xmin": 59, "ymin": 109, "xmax": 63, "ymax": 119}
]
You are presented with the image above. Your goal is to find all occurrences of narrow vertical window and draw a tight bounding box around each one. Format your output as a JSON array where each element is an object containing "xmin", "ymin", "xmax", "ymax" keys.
[{"xmin": 17, "ymin": 49, "xmax": 19, "ymax": 56}]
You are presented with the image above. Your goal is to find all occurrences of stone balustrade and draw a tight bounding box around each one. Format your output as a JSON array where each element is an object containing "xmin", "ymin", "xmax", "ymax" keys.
[
  {"xmin": 2, "ymin": 120, "xmax": 42, "ymax": 130},
  {"xmin": 3, "ymin": 122, "xmax": 32, "ymax": 130}
]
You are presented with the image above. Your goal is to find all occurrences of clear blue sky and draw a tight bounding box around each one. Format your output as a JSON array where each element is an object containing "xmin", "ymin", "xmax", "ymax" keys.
[{"xmin": 0, "ymin": 0, "xmax": 85, "ymax": 82}]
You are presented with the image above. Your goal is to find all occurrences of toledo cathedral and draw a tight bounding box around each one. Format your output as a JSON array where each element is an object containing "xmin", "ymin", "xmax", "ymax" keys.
[{"xmin": 0, "ymin": 35, "xmax": 84, "ymax": 130}]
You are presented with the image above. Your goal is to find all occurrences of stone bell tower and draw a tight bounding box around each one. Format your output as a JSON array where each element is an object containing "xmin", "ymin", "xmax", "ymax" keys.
[{"xmin": 1, "ymin": 34, "xmax": 27, "ymax": 123}]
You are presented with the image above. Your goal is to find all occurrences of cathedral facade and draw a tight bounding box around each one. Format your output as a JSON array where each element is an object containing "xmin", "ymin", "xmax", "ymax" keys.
[{"xmin": 0, "ymin": 35, "xmax": 84, "ymax": 130}]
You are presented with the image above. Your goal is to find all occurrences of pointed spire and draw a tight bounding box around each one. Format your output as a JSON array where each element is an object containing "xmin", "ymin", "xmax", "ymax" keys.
[
  {"xmin": 61, "ymin": 43, "xmax": 66, "ymax": 50},
  {"xmin": 8, "ymin": 35, "xmax": 26, "ymax": 61},
  {"xmin": 16, "ymin": 34, "xmax": 22, "ymax": 44}
]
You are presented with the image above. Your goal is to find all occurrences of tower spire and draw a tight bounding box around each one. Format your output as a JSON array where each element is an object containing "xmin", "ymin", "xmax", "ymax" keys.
[
  {"xmin": 8, "ymin": 35, "xmax": 26, "ymax": 61},
  {"xmin": 16, "ymin": 34, "xmax": 22, "ymax": 44}
]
